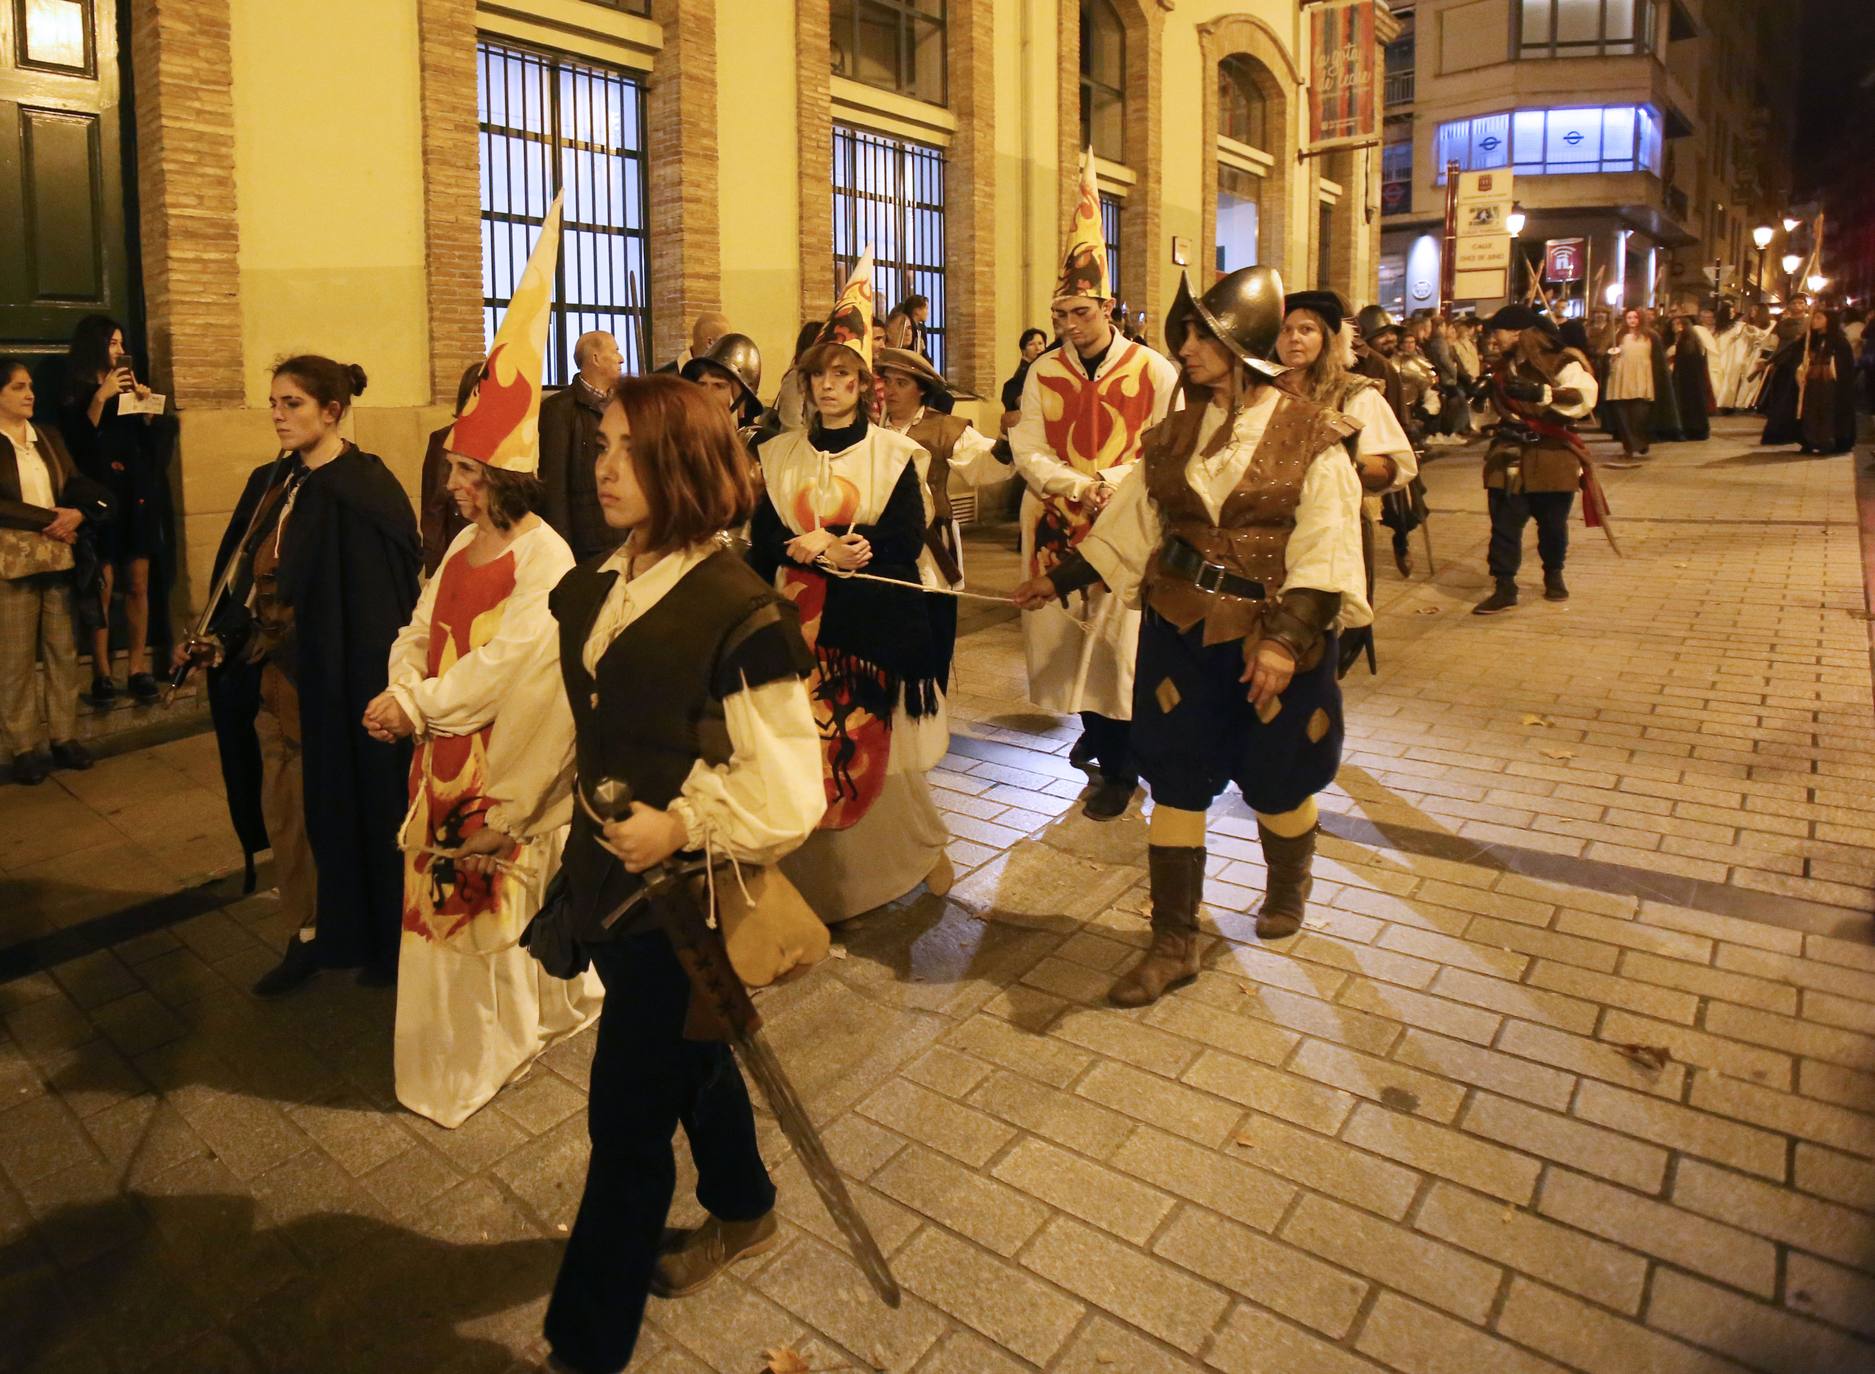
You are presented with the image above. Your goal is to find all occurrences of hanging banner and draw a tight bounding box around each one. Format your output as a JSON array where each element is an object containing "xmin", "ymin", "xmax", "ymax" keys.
[
  {"xmin": 1544, "ymin": 238, "xmax": 1586, "ymax": 283},
  {"xmin": 1308, "ymin": 0, "xmax": 1379, "ymax": 152}
]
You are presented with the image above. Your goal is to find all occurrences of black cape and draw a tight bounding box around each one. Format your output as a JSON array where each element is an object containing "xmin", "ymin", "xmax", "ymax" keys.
[
  {"xmin": 1762, "ymin": 336, "xmax": 1857, "ymax": 453},
  {"xmin": 205, "ymin": 448, "xmax": 421, "ymax": 967}
]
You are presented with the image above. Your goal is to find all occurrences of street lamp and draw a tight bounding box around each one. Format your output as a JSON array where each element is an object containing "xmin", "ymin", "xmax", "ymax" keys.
[
  {"xmin": 1506, "ymin": 202, "xmax": 1527, "ymax": 299},
  {"xmin": 1783, "ymin": 216, "xmax": 1801, "ymax": 233},
  {"xmin": 1751, "ymin": 225, "xmax": 1775, "ymax": 302},
  {"xmin": 1604, "ymin": 282, "xmax": 1623, "ymax": 307},
  {"xmin": 1782, "ymin": 252, "xmax": 1803, "ymax": 302},
  {"xmin": 1808, "ymin": 273, "xmax": 1829, "ymax": 295}
]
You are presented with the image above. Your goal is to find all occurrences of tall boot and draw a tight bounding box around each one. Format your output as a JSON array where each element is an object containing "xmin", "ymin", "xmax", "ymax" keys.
[
  {"xmin": 1255, "ymin": 824, "xmax": 1318, "ymax": 940},
  {"xmin": 1108, "ymin": 845, "xmax": 1205, "ymax": 1007}
]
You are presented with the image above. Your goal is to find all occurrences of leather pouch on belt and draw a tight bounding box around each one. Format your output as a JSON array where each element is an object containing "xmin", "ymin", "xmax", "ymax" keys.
[{"xmin": 687, "ymin": 865, "xmax": 830, "ymax": 988}]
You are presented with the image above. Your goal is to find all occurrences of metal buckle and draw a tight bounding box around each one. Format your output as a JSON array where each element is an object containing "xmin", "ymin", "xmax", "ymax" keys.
[{"xmin": 1192, "ymin": 561, "xmax": 1229, "ymax": 595}]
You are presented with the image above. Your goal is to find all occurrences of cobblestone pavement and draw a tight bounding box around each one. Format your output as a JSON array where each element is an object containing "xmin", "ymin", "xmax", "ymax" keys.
[{"xmin": 3, "ymin": 418, "xmax": 1873, "ymax": 1373}]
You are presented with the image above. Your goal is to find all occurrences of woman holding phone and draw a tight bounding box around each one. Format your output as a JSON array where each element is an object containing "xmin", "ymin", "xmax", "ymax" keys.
[{"xmin": 59, "ymin": 315, "xmax": 177, "ymax": 703}]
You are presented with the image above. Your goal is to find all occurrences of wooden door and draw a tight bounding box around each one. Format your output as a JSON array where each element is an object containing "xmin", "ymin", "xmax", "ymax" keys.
[{"xmin": 0, "ymin": 0, "xmax": 133, "ymax": 353}]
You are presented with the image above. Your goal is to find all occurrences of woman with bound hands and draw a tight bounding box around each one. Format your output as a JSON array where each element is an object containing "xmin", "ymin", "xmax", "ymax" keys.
[{"xmin": 748, "ymin": 259, "xmax": 955, "ymax": 923}]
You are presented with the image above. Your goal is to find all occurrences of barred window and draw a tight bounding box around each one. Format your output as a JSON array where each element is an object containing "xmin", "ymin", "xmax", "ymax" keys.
[
  {"xmin": 830, "ymin": 0, "xmax": 946, "ymax": 105},
  {"xmin": 476, "ymin": 40, "xmax": 652, "ymax": 384},
  {"xmin": 832, "ymin": 124, "xmax": 948, "ymax": 372},
  {"xmin": 1100, "ymin": 192, "xmax": 1123, "ymax": 304}
]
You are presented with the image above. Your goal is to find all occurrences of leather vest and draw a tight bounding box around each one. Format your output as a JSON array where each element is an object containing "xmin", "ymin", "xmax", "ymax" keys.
[
  {"xmin": 1484, "ymin": 345, "xmax": 1591, "ymax": 494},
  {"xmin": 1141, "ymin": 388, "xmax": 1355, "ymax": 647},
  {"xmin": 551, "ymin": 548, "xmax": 810, "ymax": 938},
  {"xmin": 905, "ymin": 412, "xmax": 967, "ymax": 526}
]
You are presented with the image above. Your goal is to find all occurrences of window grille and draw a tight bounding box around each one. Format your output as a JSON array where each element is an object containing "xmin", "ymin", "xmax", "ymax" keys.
[
  {"xmin": 829, "ymin": 0, "xmax": 947, "ymax": 105},
  {"xmin": 832, "ymin": 124, "xmax": 948, "ymax": 373},
  {"xmin": 476, "ymin": 40, "xmax": 652, "ymax": 383},
  {"xmin": 1099, "ymin": 192, "xmax": 1123, "ymax": 303}
]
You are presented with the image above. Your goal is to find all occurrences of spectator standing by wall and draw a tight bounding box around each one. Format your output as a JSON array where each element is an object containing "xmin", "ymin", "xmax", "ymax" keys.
[
  {"xmin": 538, "ymin": 331, "xmax": 624, "ymax": 563},
  {"xmin": 0, "ymin": 357, "xmax": 108, "ymax": 783},
  {"xmin": 57, "ymin": 315, "xmax": 177, "ymax": 703}
]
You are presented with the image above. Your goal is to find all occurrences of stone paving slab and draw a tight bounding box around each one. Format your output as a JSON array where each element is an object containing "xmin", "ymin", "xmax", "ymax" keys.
[{"xmin": 2, "ymin": 419, "xmax": 1873, "ymax": 1372}]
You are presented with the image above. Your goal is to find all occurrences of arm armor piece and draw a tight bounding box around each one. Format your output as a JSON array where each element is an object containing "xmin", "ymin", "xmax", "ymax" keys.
[{"xmin": 1260, "ymin": 588, "xmax": 1342, "ymax": 667}]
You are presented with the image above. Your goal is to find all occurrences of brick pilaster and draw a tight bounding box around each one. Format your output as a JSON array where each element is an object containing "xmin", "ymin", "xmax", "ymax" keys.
[
  {"xmin": 946, "ymin": 0, "xmax": 996, "ymax": 398},
  {"xmin": 1198, "ymin": 15, "xmax": 1299, "ymax": 290},
  {"xmin": 647, "ymin": 0, "xmax": 722, "ymax": 366},
  {"xmin": 127, "ymin": 0, "xmax": 243, "ymax": 407},
  {"xmin": 417, "ymin": 0, "xmax": 485, "ymax": 403},
  {"xmin": 796, "ymin": 0, "xmax": 835, "ymax": 320},
  {"xmin": 1058, "ymin": 0, "xmax": 1168, "ymax": 332}
]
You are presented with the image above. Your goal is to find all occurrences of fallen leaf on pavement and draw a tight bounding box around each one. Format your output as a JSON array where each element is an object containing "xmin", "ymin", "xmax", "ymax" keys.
[
  {"xmin": 764, "ymin": 1348, "xmax": 812, "ymax": 1374},
  {"xmin": 1522, "ymin": 714, "xmax": 1555, "ymax": 727},
  {"xmin": 1230, "ymin": 1132, "xmax": 1257, "ymax": 1149},
  {"xmin": 828, "ymin": 944, "xmax": 849, "ymax": 960},
  {"xmin": 1610, "ymin": 1042, "xmax": 1672, "ymax": 1073},
  {"xmin": 1414, "ymin": 606, "xmax": 1441, "ymax": 615},
  {"xmin": 1539, "ymin": 748, "xmax": 1576, "ymax": 761}
]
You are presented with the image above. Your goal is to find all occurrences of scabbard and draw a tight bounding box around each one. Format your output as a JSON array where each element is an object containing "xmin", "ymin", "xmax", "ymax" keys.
[{"xmin": 648, "ymin": 867, "xmax": 903, "ymax": 1309}]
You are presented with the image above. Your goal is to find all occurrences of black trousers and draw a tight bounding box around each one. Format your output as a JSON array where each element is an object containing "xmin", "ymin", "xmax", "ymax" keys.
[
  {"xmin": 1486, "ymin": 488, "xmax": 1573, "ymax": 583},
  {"xmin": 1078, "ymin": 711, "xmax": 1136, "ymax": 788},
  {"xmin": 544, "ymin": 930, "xmax": 775, "ymax": 1374}
]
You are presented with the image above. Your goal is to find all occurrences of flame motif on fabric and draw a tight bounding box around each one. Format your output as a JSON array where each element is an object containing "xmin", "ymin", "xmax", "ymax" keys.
[
  {"xmin": 1055, "ymin": 148, "xmax": 1111, "ymax": 301},
  {"xmin": 447, "ymin": 343, "xmax": 534, "ymax": 465},
  {"xmin": 818, "ymin": 250, "xmax": 877, "ymax": 369},
  {"xmin": 1029, "ymin": 345, "xmax": 1160, "ymax": 575},
  {"xmin": 403, "ymin": 551, "xmax": 519, "ymax": 946},
  {"xmin": 779, "ymin": 569, "xmax": 889, "ymax": 830},
  {"xmin": 791, "ymin": 474, "xmax": 861, "ymax": 531},
  {"xmin": 447, "ymin": 191, "xmax": 562, "ymax": 473}
]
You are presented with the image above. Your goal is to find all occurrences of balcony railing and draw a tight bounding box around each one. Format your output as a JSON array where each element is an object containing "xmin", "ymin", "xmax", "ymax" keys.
[{"xmin": 1384, "ymin": 69, "xmax": 1415, "ymax": 106}]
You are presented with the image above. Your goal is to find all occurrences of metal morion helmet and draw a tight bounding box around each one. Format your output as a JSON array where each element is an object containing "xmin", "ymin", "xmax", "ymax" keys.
[
  {"xmin": 1355, "ymin": 304, "xmax": 1401, "ymax": 341},
  {"xmin": 1165, "ymin": 266, "xmax": 1286, "ymax": 379},
  {"xmin": 682, "ymin": 332, "xmax": 763, "ymax": 408}
]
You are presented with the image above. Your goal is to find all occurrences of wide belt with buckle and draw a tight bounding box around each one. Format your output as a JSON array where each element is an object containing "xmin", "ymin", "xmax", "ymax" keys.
[{"xmin": 1159, "ymin": 538, "xmax": 1267, "ymax": 600}]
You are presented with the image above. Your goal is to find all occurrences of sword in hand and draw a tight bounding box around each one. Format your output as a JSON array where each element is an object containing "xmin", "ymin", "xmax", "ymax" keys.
[{"xmin": 584, "ymin": 777, "xmax": 903, "ymax": 1309}]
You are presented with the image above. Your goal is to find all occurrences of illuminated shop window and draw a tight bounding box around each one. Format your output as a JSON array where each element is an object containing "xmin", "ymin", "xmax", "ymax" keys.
[
  {"xmin": 1434, "ymin": 105, "xmax": 1662, "ymax": 181},
  {"xmin": 832, "ymin": 124, "xmax": 948, "ymax": 372},
  {"xmin": 476, "ymin": 40, "xmax": 652, "ymax": 382}
]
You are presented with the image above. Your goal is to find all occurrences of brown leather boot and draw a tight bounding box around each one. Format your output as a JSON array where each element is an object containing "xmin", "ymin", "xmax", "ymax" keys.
[
  {"xmin": 1109, "ymin": 845, "xmax": 1205, "ymax": 1007},
  {"xmin": 1255, "ymin": 824, "xmax": 1318, "ymax": 940},
  {"xmin": 651, "ymin": 1210, "xmax": 779, "ymax": 1298}
]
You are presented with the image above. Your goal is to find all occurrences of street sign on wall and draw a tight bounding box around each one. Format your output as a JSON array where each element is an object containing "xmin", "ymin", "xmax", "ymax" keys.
[
  {"xmin": 1307, "ymin": 0, "xmax": 1379, "ymax": 151},
  {"xmin": 1453, "ymin": 170, "xmax": 1513, "ymax": 300}
]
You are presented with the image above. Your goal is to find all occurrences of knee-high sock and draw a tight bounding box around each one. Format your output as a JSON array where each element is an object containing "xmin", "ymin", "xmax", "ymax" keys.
[
  {"xmin": 1255, "ymin": 796, "xmax": 1319, "ymax": 839},
  {"xmin": 1149, "ymin": 804, "xmax": 1208, "ymax": 848}
]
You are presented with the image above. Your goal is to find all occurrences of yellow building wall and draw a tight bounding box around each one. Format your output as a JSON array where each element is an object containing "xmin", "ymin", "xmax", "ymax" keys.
[
  {"xmin": 175, "ymin": 0, "xmax": 447, "ymax": 605},
  {"xmin": 717, "ymin": 0, "xmax": 805, "ymax": 387}
]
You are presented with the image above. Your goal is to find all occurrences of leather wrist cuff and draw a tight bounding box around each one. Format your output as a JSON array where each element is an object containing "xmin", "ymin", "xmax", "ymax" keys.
[
  {"xmin": 1261, "ymin": 588, "xmax": 1342, "ymax": 665},
  {"xmin": 1046, "ymin": 555, "xmax": 1103, "ymax": 597}
]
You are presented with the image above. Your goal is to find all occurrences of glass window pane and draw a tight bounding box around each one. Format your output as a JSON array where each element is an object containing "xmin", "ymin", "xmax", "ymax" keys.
[
  {"xmin": 22, "ymin": 0, "xmax": 88, "ymax": 69},
  {"xmin": 1217, "ymin": 166, "xmax": 1260, "ymax": 274},
  {"xmin": 1435, "ymin": 118, "xmax": 1469, "ymax": 178},
  {"xmin": 1471, "ymin": 112, "xmax": 1510, "ymax": 169},
  {"xmin": 1554, "ymin": 0, "xmax": 1601, "ymax": 46},
  {"xmin": 1082, "ymin": 0, "xmax": 1125, "ymax": 87},
  {"xmin": 1545, "ymin": 106, "xmax": 1601, "ymax": 165},
  {"xmin": 1512, "ymin": 109, "xmax": 1546, "ymax": 164},
  {"xmin": 1089, "ymin": 87, "xmax": 1125, "ymax": 162},
  {"xmin": 1605, "ymin": 0, "xmax": 1636, "ymax": 42},
  {"xmin": 1602, "ymin": 105, "xmax": 1635, "ymax": 163},
  {"xmin": 1218, "ymin": 56, "xmax": 1267, "ymax": 149},
  {"xmin": 1520, "ymin": 0, "xmax": 1553, "ymax": 46},
  {"xmin": 852, "ymin": 6, "xmax": 898, "ymax": 88},
  {"xmin": 908, "ymin": 16, "xmax": 945, "ymax": 104}
]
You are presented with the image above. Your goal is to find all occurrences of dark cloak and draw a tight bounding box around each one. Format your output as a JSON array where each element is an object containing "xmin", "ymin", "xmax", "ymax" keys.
[
  {"xmin": 202, "ymin": 448, "xmax": 421, "ymax": 966},
  {"xmin": 1647, "ymin": 328, "xmax": 1684, "ymax": 441},
  {"xmin": 1669, "ymin": 332, "xmax": 1710, "ymax": 442},
  {"xmin": 1762, "ymin": 335, "xmax": 1858, "ymax": 452}
]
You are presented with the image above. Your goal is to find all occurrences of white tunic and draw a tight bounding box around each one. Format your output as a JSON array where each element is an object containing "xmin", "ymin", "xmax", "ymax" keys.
[
  {"xmin": 384, "ymin": 519, "xmax": 602, "ymax": 1129},
  {"xmin": 1077, "ymin": 391, "xmax": 1371, "ymax": 631},
  {"xmin": 1008, "ymin": 340, "xmax": 1181, "ymax": 718}
]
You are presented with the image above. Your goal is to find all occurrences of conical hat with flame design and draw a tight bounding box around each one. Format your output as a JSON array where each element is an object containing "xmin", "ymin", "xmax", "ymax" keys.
[
  {"xmin": 447, "ymin": 191, "xmax": 563, "ymax": 473},
  {"xmin": 816, "ymin": 250, "xmax": 876, "ymax": 370},
  {"xmin": 1055, "ymin": 150, "xmax": 1112, "ymax": 303}
]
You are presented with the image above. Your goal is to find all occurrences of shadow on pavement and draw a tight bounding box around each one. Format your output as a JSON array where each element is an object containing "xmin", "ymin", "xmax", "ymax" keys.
[{"xmin": 1, "ymin": 1190, "xmax": 560, "ymax": 1373}]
